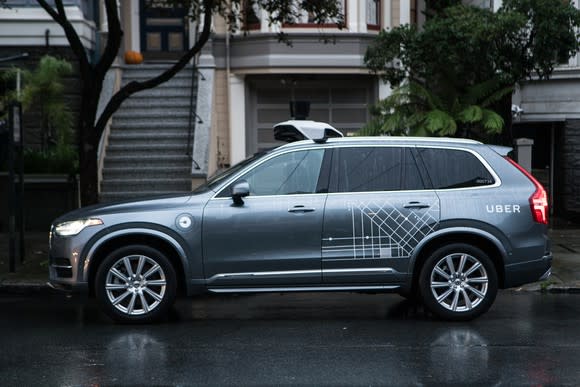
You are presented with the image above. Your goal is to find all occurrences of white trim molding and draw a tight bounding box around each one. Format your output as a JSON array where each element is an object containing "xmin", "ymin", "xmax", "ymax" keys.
[{"xmin": 0, "ymin": 6, "xmax": 96, "ymax": 49}]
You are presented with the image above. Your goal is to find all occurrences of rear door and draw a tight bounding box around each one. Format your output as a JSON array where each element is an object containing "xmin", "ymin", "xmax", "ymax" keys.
[{"xmin": 321, "ymin": 146, "xmax": 440, "ymax": 284}]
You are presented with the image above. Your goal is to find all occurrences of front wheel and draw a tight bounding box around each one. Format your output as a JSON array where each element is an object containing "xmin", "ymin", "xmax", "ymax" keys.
[
  {"xmin": 95, "ymin": 245, "xmax": 177, "ymax": 323},
  {"xmin": 419, "ymin": 244, "xmax": 498, "ymax": 321}
]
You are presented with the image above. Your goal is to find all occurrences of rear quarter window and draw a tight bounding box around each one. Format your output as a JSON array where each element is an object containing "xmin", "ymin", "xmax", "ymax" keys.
[{"xmin": 417, "ymin": 148, "xmax": 495, "ymax": 189}]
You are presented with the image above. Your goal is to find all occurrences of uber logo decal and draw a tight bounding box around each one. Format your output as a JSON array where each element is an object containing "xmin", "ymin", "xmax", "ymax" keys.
[{"xmin": 486, "ymin": 204, "xmax": 521, "ymax": 214}]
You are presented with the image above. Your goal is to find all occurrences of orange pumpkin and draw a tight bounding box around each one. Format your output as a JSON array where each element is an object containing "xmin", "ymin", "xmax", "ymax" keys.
[{"xmin": 124, "ymin": 50, "xmax": 143, "ymax": 65}]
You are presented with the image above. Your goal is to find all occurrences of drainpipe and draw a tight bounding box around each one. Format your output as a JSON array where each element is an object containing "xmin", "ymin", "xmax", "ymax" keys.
[
  {"xmin": 225, "ymin": 9, "xmax": 231, "ymax": 167},
  {"xmin": 550, "ymin": 123, "xmax": 555, "ymax": 216}
]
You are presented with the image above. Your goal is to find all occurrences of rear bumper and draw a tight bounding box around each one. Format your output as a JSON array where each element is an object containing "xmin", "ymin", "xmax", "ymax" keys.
[{"xmin": 503, "ymin": 252, "xmax": 553, "ymax": 288}]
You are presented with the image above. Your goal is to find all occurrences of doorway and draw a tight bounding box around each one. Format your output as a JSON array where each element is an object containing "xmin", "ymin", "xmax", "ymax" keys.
[{"xmin": 140, "ymin": 0, "xmax": 188, "ymax": 60}]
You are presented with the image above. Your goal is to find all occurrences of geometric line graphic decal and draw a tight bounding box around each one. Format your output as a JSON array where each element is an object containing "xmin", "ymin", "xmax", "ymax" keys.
[{"xmin": 323, "ymin": 198, "xmax": 440, "ymax": 260}]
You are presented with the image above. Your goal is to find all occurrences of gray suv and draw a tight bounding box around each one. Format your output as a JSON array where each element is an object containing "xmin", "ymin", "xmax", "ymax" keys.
[{"xmin": 49, "ymin": 134, "xmax": 551, "ymax": 323}]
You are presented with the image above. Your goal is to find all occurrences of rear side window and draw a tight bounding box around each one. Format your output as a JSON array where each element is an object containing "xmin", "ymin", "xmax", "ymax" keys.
[
  {"xmin": 417, "ymin": 148, "xmax": 495, "ymax": 189},
  {"xmin": 330, "ymin": 147, "xmax": 425, "ymax": 192}
]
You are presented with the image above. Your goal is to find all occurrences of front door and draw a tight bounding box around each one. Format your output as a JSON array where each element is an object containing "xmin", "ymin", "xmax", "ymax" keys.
[
  {"xmin": 321, "ymin": 146, "xmax": 440, "ymax": 284},
  {"xmin": 140, "ymin": 0, "xmax": 188, "ymax": 60},
  {"xmin": 203, "ymin": 149, "xmax": 329, "ymax": 287}
]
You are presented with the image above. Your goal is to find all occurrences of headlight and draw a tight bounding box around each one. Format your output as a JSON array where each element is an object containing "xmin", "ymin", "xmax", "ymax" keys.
[{"xmin": 54, "ymin": 218, "xmax": 103, "ymax": 236}]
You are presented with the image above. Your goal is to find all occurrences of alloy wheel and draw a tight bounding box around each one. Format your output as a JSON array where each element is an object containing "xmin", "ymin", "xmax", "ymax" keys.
[
  {"xmin": 429, "ymin": 253, "xmax": 489, "ymax": 312},
  {"xmin": 105, "ymin": 254, "xmax": 167, "ymax": 316}
]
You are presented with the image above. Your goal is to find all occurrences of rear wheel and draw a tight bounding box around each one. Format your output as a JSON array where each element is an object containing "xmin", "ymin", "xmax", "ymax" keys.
[
  {"xmin": 95, "ymin": 245, "xmax": 177, "ymax": 323},
  {"xmin": 419, "ymin": 244, "xmax": 498, "ymax": 321}
]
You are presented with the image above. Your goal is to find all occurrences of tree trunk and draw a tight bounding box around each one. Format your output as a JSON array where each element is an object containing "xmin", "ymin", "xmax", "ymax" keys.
[
  {"xmin": 77, "ymin": 80, "xmax": 102, "ymax": 206},
  {"xmin": 79, "ymin": 137, "xmax": 99, "ymax": 205}
]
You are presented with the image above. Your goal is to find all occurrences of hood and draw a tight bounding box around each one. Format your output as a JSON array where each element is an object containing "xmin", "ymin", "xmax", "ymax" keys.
[{"xmin": 53, "ymin": 193, "xmax": 196, "ymax": 224}]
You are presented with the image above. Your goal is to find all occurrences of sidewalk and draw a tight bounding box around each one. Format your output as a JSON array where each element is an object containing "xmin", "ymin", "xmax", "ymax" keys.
[{"xmin": 1, "ymin": 228, "xmax": 579, "ymax": 294}]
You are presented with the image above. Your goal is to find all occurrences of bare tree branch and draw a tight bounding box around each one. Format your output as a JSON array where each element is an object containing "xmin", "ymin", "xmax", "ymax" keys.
[
  {"xmin": 94, "ymin": 0, "xmax": 215, "ymax": 133},
  {"xmin": 95, "ymin": 0, "xmax": 123, "ymax": 81}
]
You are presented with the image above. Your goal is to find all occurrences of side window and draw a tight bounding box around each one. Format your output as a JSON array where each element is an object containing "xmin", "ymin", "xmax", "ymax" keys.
[
  {"xmin": 221, "ymin": 149, "xmax": 325, "ymax": 197},
  {"xmin": 330, "ymin": 147, "xmax": 425, "ymax": 193},
  {"xmin": 417, "ymin": 148, "xmax": 495, "ymax": 189}
]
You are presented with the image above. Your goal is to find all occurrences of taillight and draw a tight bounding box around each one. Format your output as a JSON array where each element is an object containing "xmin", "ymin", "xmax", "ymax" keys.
[{"xmin": 505, "ymin": 157, "xmax": 548, "ymax": 224}]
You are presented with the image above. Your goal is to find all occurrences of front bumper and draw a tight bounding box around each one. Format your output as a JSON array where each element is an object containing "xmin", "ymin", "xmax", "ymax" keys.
[
  {"xmin": 48, "ymin": 227, "xmax": 97, "ymax": 294},
  {"xmin": 503, "ymin": 252, "xmax": 553, "ymax": 288},
  {"xmin": 47, "ymin": 280, "xmax": 89, "ymax": 293}
]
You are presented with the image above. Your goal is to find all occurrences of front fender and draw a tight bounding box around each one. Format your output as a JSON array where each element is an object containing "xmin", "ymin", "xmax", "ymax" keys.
[{"xmin": 79, "ymin": 223, "xmax": 195, "ymax": 292}]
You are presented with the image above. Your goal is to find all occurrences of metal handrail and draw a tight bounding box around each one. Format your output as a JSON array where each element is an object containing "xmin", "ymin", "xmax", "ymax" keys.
[{"xmin": 186, "ymin": 65, "xmax": 203, "ymax": 163}]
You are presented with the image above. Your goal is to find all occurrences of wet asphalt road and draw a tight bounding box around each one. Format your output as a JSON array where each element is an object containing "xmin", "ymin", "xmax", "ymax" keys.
[{"xmin": 0, "ymin": 291, "xmax": 579, "ymax": 386}]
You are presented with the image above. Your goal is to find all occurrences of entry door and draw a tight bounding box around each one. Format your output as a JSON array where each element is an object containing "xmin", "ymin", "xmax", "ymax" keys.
[
  {"xmin": 202, "ymin": 149, "xmax": 329, "ymax": 286},
  {"xmin": 321, "ymin": 146, "xmax": 440, "ymax": 284},
  {"xmin": 140, "ymin": 1, "xmax": 188, "ymax": 58}
]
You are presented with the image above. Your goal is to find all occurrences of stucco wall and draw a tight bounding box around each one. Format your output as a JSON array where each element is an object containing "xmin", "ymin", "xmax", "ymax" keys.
[
  {"xmin": 392, "ymin": 0, "xmax": 400, "ymax": 27},
  {"xmin": 209, "ymin": 69, "xmax": 231, "ymax": 175}
]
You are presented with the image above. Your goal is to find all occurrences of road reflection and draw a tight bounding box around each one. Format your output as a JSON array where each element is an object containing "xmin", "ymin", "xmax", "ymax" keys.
[{"xmin": 36, "ymin": 292, "xmax": 564, "ymax": 386}]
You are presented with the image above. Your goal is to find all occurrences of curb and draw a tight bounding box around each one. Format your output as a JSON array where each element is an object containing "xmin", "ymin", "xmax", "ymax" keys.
[{"xmin": 0, "ymin": 280, "xmax": 58, "ymax": 295}]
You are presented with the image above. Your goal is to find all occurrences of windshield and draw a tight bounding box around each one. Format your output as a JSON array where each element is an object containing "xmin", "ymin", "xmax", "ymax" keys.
[{"xmin": 192, "ymin": 152, "xmax": 267, "ymax": 194}]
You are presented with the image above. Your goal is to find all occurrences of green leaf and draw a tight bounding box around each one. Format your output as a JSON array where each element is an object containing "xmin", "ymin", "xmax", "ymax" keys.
[
  {"xmin": 424, "ymin": 110, "xmax": 456, "ymax": 135},
  {"xmin": 457, "ymin": 105, "xmax": 483, "ymax": 123},
  {"xmin": 481, "ymin": 109, "xmax": 504, "ymax": 134}
]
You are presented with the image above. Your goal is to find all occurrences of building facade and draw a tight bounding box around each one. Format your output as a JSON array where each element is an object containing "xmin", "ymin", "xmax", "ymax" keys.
[
  {"xmin": 7, "ymin": 0, "xmax": 578, "ymax": 222},
  {"xmin": 0, "ymin": 0, "xmax": 97, "ymax": 149},
  {"xmin": 510, "ymin": 1, "xmax": 580, "ymax": 222}
]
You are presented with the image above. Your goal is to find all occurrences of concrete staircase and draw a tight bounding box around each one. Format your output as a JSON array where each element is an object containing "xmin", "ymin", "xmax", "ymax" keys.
[{"xmin": 100, "ymin": 65, "xmax": 197, "ymax": 202}]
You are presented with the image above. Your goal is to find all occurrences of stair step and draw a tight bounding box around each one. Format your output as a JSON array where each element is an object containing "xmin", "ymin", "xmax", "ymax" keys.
[
  {"xmin": 113, "ymin": 109, "xmax": 191, "ymax": 119},
  {"xmin": 106, "ymin": 145, "xmax": 189, "ymax": 157},
  {"xmin": 100, "ymin": 190, "xmax": 190, "ymax": 203},
  {"xmin": 108, "ymin": 133, "xmax": 190, "ymax": 145},
  {"xmin": 104, "ymin": 155, "xmax": 191, "ymax": 168},
  {"xmin": 127, "ymin": 87, "xmax": 192, "ymax": 98},
  {"xmin": 122, "ymin": 65, "xmax": 196, "ymax": 79},
  {"xmin": 100, "ymin": 64, "xmax": 200, "ymax": 202},
  {"xmin": 103, "ymin": 166, "xmax": 191, "ymax": 179},
  {"xmin": 123, "ymin": 97, "xmax": 193, "ymax": 108},
  {"xmin": 121, "ymin": 79, "xmax": 193, "ymax": 90},
  {"xmin": 102, "ymin": 177, "xmax": 191, "ymax": 190},
  {"xmin": 111, "ymin": 120, "xmax": 190, "ymax": 129}
]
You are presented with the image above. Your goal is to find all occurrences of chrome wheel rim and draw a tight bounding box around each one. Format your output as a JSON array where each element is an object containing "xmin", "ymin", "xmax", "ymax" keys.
[
  {"xmin": 430, "ymin": 253, "xmax": 489, "ymax": 312},
  {"xmin": 105, "ymin": 255, "xmax": 167, "ymax": 316}
]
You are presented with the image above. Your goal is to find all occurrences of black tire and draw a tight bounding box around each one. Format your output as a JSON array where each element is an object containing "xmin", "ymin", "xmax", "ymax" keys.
[
  {"xmin": 95, "ymin": 245, "xmax": 177, "ymax": 323},
  {"xmin": 419, "ymin": 243, "xmax": 498, "ymax": 321}
]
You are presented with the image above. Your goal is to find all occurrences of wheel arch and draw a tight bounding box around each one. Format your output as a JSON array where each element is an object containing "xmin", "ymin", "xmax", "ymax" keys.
[
  {"xmin": 410, "ymin": 228, "xmax": 508, "ymax": 291},
  {"xmin": 82, "ymin": 227, "xmax": 191, "ymax": 296}
]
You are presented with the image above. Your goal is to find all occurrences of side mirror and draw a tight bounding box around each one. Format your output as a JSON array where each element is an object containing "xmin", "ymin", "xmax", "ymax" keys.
[{"xmin": 231, "ymin": 180, "xmax": 250, "ymax": 205}]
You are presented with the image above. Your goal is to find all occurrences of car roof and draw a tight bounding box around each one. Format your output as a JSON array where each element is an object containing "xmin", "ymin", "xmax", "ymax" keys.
[{"xmin": 276, "ymin": 136, "xmax": 485, "ymax": 151}]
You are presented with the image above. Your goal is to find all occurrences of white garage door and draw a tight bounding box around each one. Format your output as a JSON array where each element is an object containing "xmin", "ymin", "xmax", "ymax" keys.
[{"xmin": 247, "ymin": 76, "xmax": 376, "ymax": 154}]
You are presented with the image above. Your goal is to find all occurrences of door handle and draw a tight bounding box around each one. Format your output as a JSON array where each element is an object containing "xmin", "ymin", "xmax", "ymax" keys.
[
  {"xmin": 288, "ymin": 205, "xmax": 315, "ymax": 213},
  {"xmin": 403, "ymin": 202, "xmax": 430, "ymax": 209}
]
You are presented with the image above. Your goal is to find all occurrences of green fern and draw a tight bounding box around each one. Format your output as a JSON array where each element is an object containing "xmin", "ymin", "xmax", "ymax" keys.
[{"xmin": 361, "ymin": 78, "xmax": 510, "ymax": 138}]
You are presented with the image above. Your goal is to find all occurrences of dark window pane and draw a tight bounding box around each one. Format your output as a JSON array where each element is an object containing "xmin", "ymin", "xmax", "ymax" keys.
[
  {"xmin": 418, "ymin": 148, "xmax": 495, "ymax": 189},
  {"xmin": 333, "ymin": 147, "xmax": 424, "ymax": 192}
]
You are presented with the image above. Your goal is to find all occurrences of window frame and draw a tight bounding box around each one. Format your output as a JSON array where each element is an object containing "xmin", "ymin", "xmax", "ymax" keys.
[
  {"xmin": 213, "ymin": 147, "xmax": 332, "ymax": 199},
  {"xmin": 366, "ymin": 0, "xmax": 381, "ymax": 31},
  {"xmin": 282, "ymin": 0, "xmax": 347, "ymax": 29},
  {"xmin": 327, "ymin": 145, "xmax": 428, "ymax": 194},
  {"xmin": 414, "ymin": 146, "xmax": 502, "ymax": 191}
]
